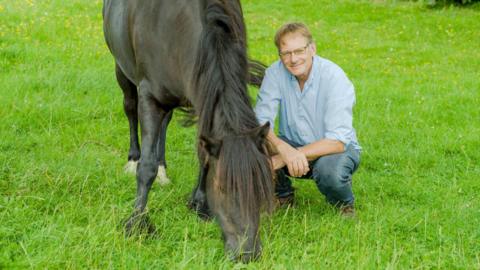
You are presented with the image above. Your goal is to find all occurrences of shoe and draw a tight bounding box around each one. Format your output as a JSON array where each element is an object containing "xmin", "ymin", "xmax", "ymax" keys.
[
  {"xmin": 276, "ymin": 194, "xmax": 295, "ymax": 208},
  {"xmin": 340, "ymin": 205, "xmax": 356, "ymax": 218}
]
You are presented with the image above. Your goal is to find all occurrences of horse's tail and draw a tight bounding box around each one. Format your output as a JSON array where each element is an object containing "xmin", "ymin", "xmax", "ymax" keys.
[{"xmin": 248, "ymin": 59, "xmax": 267, "ymax": 88}]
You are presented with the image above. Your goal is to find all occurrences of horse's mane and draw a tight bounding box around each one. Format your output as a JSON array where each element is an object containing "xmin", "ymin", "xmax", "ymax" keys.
[
  {"xmin": 194, "ymin": 1, "xmax": 255, "ymax": 135},
  {"xmin": 193, "ymin": 0, "xmax": 274, "ymax": 217}
]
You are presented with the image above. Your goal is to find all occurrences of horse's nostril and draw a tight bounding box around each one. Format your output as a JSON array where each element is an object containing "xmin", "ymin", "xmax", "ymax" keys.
[
  {"xmin": 228, "ymin": 243, "xmax": 261, "ymax": 263},
  {"xmin": 237, "ymin": 250, "xmax": 260, "ymax": 263},
  {"xmin": 224, "ymin": 234, "xmax": 262, "ymax": 262}
]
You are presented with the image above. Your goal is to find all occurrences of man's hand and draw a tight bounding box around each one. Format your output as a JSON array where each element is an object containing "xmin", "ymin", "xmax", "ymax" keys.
[{"xmin": 277, "ymin": 143, "xmax": 309, "ymax": 177}]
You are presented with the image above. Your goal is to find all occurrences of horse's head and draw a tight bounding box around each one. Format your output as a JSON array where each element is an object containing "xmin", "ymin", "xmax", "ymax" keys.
[{"xmin": 199, "ymin": 122, "xmax": 274, "ymax": 262}]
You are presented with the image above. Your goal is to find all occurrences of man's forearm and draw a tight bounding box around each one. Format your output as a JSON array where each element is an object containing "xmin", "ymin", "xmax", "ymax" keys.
[
  {"xmin": 298, "ymin": 139, "xmax": 344, "ymax": 161},
  {"xmin": 267, "ymin": 130, "xmax": 344, "ymax": 160}
]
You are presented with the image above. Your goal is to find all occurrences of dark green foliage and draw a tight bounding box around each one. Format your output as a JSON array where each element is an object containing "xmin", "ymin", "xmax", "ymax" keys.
[{"xmin": 427, "ymin": 0, "xmax": 479, "ymax": 6}]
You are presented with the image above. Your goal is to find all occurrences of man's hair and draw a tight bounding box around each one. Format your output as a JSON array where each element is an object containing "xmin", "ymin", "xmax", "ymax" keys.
[{"xmin": 274, "ymin": 22, "xmax": 313, "ymax": 49}]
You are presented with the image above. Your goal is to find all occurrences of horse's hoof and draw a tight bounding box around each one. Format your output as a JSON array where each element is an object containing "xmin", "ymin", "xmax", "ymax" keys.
[
  {"xmin": 155, "ymin": 165, "xmax": 171, "ymax": 186},
  {"xmin": 124, "ymin": 160, "xmax": 138, "ymax": 175},
  {"xmin": 187, "ymin": 199, "xmax": 213, "ymax": 221},
  {"xmin": 124, "ymin": 214, "xmax": 156, "ymax": 236}
]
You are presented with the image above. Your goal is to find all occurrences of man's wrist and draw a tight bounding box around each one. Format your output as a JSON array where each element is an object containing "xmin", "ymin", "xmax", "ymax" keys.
[{"xmin": 275, "ymin": 140, "xmax": 290, "ymax": 152}]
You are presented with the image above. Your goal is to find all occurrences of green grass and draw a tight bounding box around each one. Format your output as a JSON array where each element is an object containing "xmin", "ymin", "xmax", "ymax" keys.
[{"xmin": 1, "ymin": 0, "xmax": 479, "ymax": 268}]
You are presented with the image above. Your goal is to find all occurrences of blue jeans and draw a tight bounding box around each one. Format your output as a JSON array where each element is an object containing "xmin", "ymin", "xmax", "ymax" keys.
[{"xmin": 275, "ymin": 137, "xmax": 360, "ymax": 207}]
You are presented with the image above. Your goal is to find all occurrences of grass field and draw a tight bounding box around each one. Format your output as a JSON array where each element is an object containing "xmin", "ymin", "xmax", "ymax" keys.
[{"xmin": 1, "ymin": 0, "xmax": 479, "ymax": 268}]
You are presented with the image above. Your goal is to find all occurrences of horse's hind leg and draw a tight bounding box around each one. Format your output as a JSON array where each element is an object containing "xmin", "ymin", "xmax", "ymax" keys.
[
  {"xmin": 115, "ymin": 64, "xmax": 140, "ymax": 174},
  {"xmin": 155, "ymin": 110, "xmax": 173, "ymax": 186},
  {"xmin": 125, "ymin": 80, "xmax": 167, "ymax": 235}
]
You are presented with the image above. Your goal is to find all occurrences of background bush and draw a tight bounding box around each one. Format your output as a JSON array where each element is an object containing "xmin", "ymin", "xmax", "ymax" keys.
[{"xmin": 426, "ymin": 0, "xmax": 480, "ymax": 6}]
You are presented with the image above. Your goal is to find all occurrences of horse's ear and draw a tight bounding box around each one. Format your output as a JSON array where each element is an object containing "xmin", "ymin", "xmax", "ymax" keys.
[
  {"xmin": 199, "ymin": 136, "xmax": 222, "ymax": 158},
  {"xmin": 249, "ymin": 122, "xmax": 271, "ymax": 150},
  {"xmin": 259, "ymin": 122, "xmax": 270, "ymax": 138},
  {"xmin": 250, "ymin": 122, "xmax": 270, "ymax": 139}
]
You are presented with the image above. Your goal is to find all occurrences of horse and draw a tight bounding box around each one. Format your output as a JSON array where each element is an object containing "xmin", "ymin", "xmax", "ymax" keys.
[{"xmin": 102, "ymin": 0, "xmax": 275, "ymax": 262}]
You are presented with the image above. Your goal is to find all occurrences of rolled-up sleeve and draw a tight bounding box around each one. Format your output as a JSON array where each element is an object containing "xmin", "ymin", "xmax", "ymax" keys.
[
  {"xmin": 254, "ymin": 68, "xmax": 281, "ymax": 129},
  {"xmin": 324, "ymin": 72, "xmax": 356, "ymax": 146}
]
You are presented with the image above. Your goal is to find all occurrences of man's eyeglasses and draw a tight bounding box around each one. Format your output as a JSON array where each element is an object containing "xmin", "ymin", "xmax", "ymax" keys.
[{"xmin": 279, "ymin": 43, "xmax": 310, "ymax": 59}]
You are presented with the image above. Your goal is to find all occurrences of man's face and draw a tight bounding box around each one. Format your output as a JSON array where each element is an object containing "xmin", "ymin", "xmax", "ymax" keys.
[{"xmin": 278, "ymin": 32, "xmax": 316, "ymax": 81}]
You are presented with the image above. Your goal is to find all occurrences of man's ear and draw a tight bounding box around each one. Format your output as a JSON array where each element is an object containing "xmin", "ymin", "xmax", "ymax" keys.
[
  {"xmin": 199, "ymin": 136, "xmax": 222, "ymax": 158},
  {"xmin": 310, "ymin": 42, "xmax": 316, "ymax": 55}
]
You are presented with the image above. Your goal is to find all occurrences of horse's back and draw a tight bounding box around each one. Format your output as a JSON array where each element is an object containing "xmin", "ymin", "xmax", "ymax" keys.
[{"xmin": 103, "ymin": 0, "xmax": 203, "ymax": 97}]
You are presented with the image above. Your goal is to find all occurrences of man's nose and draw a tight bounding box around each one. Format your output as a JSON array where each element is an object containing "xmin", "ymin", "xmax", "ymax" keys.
[{"xmin": 290, "ymin": 53, "xmax": 299, "ymax": 63}]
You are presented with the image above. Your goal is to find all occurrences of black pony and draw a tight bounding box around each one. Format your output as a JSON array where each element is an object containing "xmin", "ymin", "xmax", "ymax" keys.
[{"xmin": 103, "ymin": 0, "xmax": 274, "ymax": 262}]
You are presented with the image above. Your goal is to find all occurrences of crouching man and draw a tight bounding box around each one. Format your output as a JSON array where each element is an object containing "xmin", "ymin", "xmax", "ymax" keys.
[{"xmin": 254, "ymin": 22, "xmax": 361, "ymax": 216}]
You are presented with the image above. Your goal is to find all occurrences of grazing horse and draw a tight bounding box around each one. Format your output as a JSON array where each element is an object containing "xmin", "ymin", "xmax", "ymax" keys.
[{"xmin": 102, "ymin": 0, "xmax": 274, "ymax": 262}]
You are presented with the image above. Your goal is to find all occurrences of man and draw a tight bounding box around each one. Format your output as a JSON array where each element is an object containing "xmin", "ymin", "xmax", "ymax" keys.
[{"xmin": 254, "ymin": 22, "xmax": 361, "ymax": 216}]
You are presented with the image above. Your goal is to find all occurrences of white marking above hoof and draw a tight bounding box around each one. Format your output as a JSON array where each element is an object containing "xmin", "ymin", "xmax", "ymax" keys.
[
  {"xmin": 156, "ymin": 165, "xmax": 171, "ymax": 186},
  {"xmin": 124, "ymin": 160, "xmax": 138, "ymax": 175}
]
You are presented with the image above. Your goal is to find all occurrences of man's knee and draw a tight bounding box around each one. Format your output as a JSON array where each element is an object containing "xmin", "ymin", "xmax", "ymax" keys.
[{"xmin": 312, "ymin": 154, "xmax": 354, "ymax": 190}]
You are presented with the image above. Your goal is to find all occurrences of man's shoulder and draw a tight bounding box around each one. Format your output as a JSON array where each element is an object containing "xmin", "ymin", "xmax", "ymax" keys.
[
  {"xmin": 315, "ymin": 56, "xmax": 354, "ymax": 92},
  {"xmin": 315, "ymin": 56, "xmax": 347, "ymax": 79}
]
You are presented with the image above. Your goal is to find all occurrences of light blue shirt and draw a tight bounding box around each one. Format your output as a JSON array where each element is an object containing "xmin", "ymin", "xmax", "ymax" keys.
[{"xmin": 254, "ymin": 55, "xmax": 360, "ymax": 150}]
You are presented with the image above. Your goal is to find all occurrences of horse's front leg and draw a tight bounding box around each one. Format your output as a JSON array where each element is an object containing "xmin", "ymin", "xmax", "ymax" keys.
[
  {"xmin": 125, "ymin": 81, "xmax": 166, "ymax": 235},
  {"xmin": 188, "ymin": 166, "xmax": 212, "ymax": 220}
]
